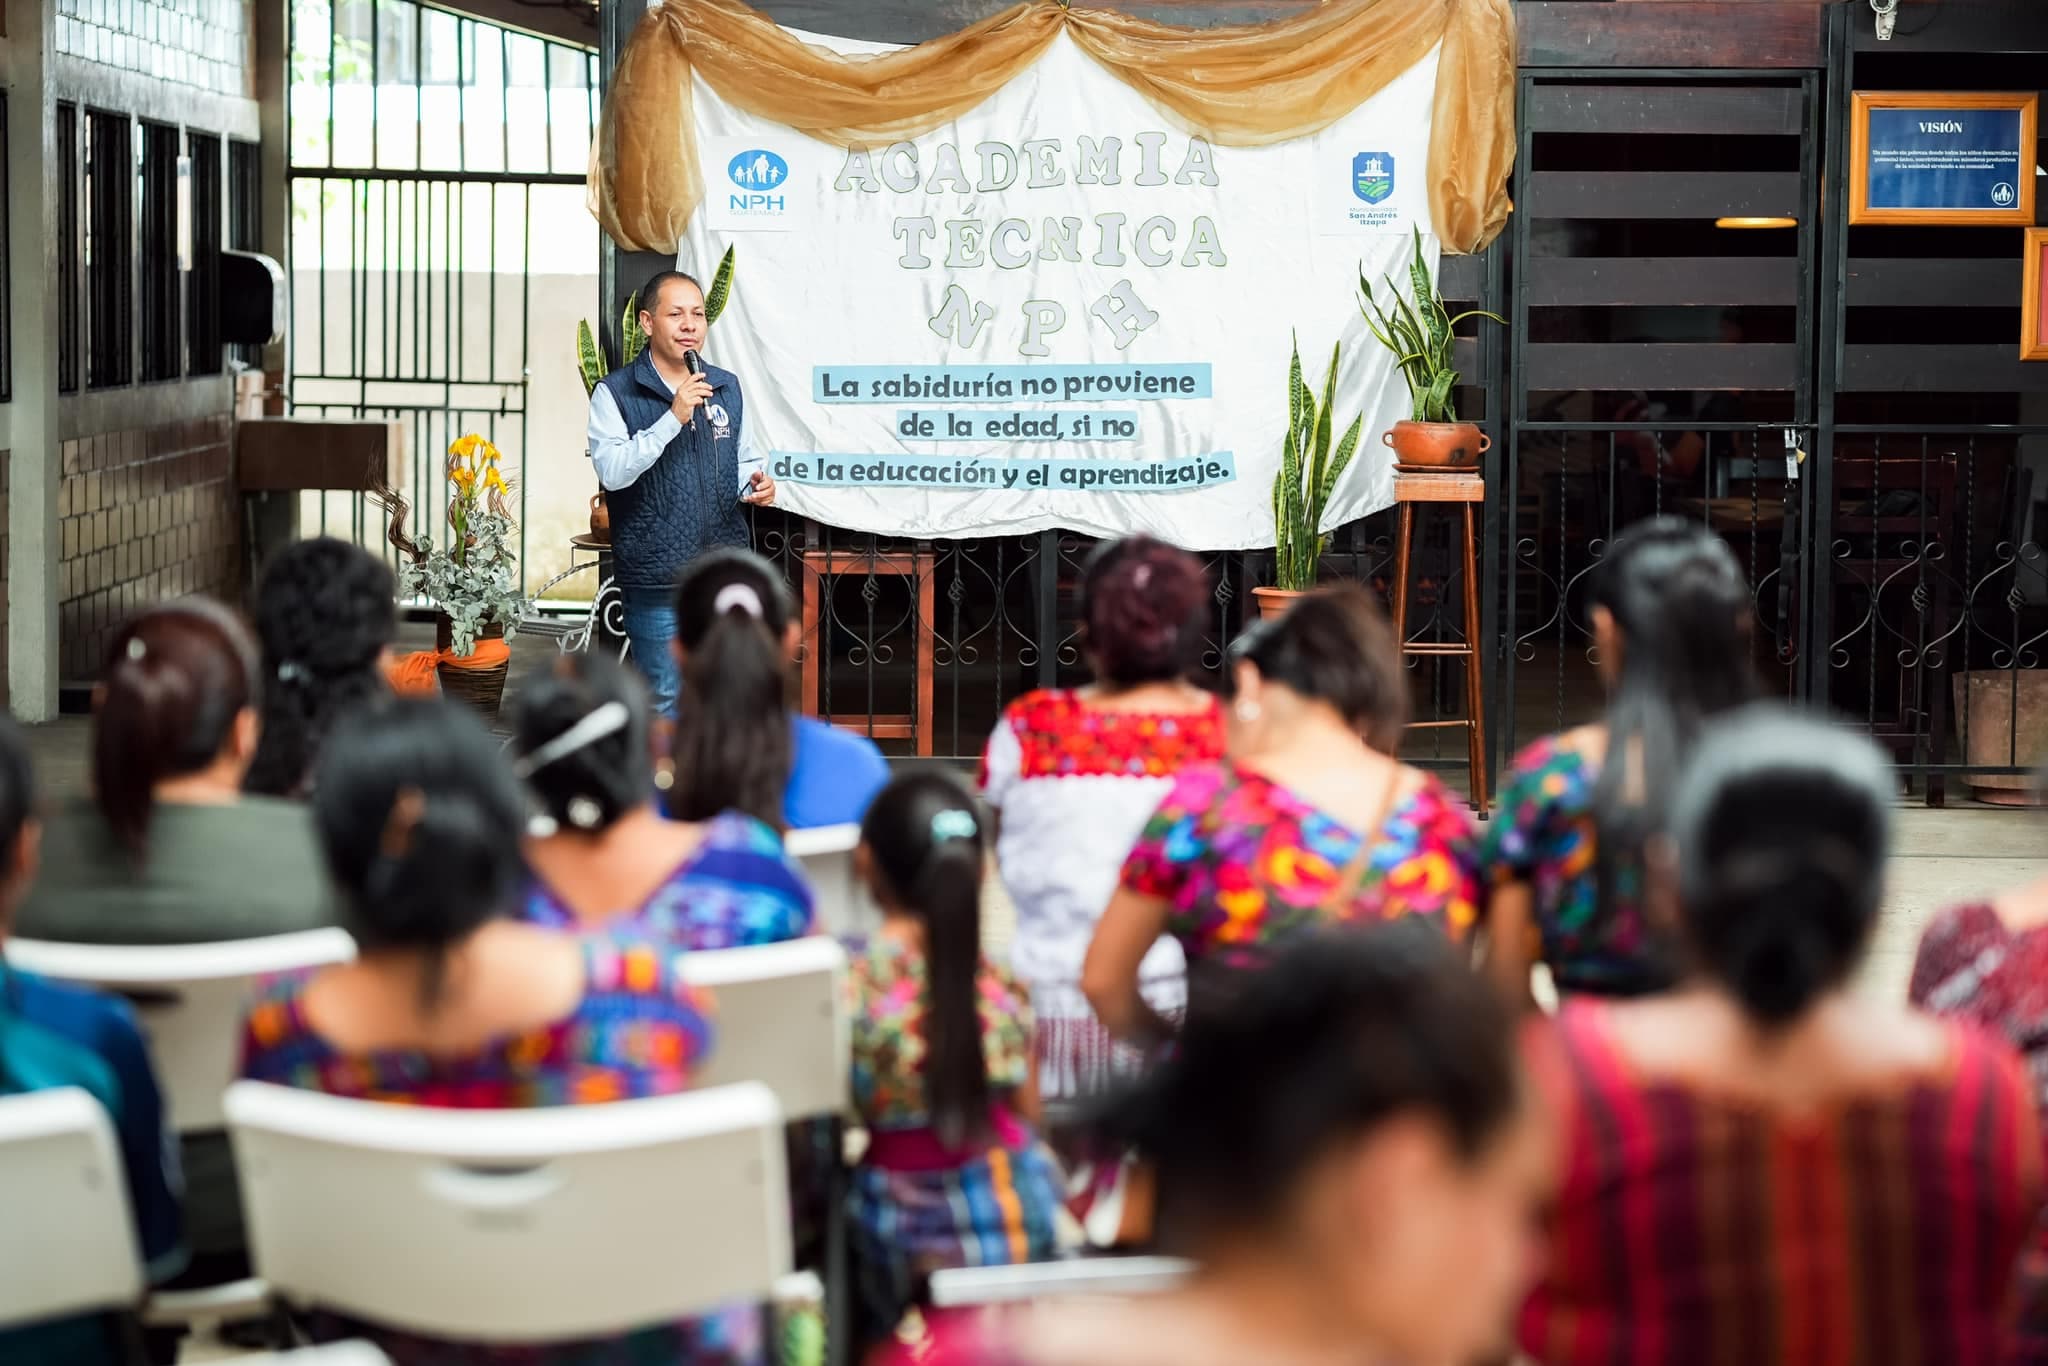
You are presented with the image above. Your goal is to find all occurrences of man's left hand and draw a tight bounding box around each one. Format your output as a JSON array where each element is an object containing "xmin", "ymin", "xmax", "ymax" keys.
[{"xmin": 742, "ymin": 470, "xmax": 777, "ymax": 506}]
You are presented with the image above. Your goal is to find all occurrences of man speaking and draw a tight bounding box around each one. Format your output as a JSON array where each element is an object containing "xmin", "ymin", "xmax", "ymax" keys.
[{"xmin": 586, "ymin": 269, "xmax": 776, "ymax": 714}]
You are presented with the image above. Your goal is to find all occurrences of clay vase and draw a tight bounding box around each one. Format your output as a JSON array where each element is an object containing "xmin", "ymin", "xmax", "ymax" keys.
[
  {"xmin": 589, "ymin": 491, "xmax": 611, "ymax": 544},
  {"xmin": 1384, "ymin": 420, "xmax": 1489, "ymax": 469},
  {"xmin": 1251, "ymin": 586, "xmax": 1305, "ymax": 620}
]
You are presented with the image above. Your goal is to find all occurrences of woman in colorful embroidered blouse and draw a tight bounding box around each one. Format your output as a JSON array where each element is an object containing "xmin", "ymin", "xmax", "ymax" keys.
[
  {"xmin": 1481, "ymin": 517, "xmax": 1755, "ymax": 1002},
  {"xmin": 1910, "ymin": 865, "xmax": 2048, "ymax": 1359},
  {"xmin": 980, "ymin": 536, "xmax": 1224, "ymax": 1103},
  {"xmin": 239, "ymin": 698, "xmax": 752, "ymax": 1366},
  {"xmin": 513, "ymin": 652, "xmax": 812, "ymax": 950},
  {"xmin": 845, "ymin": 773, "xmax": 1065, "ymax": 1349},
  {"xmin": 1521, "ymin": 708, "xmax": 2044, "ymax": 1366},
  {"xmin": 1085, "ymin": 585, "xmax": 1479, "ymax": 1049}
]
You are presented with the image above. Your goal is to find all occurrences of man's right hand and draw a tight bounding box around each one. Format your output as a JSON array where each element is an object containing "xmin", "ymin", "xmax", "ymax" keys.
[{"xmin": 671, "ymin": 374, "xmax": 714, "ymax": 423}]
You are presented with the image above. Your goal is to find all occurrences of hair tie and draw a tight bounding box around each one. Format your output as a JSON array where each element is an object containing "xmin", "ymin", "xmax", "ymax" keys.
[
  {"xmin": 380, "ymin": 787, "xmax": 426, "ymax": 861},
  {"xmin": 929, "ymin": 808, "xmax": 979, "ymax": 843},
  {"xmin": 514, "ymin": 701, "xmax": 630, "ymax": 778},
  {"xmin": 276, "ymin": 660, "xmax": 308, "ymax": 684},
  {"xmin": 714, "ymin": 582, "xmax": 764, "ymax": 619},
  {"xmin": 1132, "ymin": 563, "xmax": 1153, "ymax": 591},
  {"xmin": 125, "ymin": 638, "xmax": 147, "ymax": 662}
]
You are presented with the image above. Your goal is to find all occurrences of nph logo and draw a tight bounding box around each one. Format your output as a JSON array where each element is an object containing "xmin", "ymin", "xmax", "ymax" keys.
[{"xmin": 727, "ymin": 149, "xmax": 789, "ymax": 217}]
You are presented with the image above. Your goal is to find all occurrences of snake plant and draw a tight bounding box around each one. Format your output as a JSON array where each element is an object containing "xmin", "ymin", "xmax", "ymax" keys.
[
  {"xmin": 577, "ymin": 244, "xmax": 736, "ymax": 396},
  {"xmin": 1271, "ymin": 334, "xmax": 1364, "ymax": 592},
  {"xmin": 1357, "ymin": 226, "xmax": 1503, "ymax": 424}
]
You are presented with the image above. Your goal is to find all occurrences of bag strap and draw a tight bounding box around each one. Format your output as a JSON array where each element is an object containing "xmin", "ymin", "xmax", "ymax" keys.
[{"xmin": 1315, "ymin": 764, "xmax": 1407, "ymax": 918}]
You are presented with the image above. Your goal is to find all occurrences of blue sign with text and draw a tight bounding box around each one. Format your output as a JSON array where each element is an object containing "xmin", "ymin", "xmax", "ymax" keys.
[{"xmin": 1864, "ymin": 106, "xmax": 2026, "ymax": 212}]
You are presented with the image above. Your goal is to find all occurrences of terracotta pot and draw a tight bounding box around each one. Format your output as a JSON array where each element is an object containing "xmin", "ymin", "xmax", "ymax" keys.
[
  {"xmin": 589, "ymin": 491, "xmax": 610, "ymax": 544},
  {"xmin": 1383, "ymin": 420, "xmax": 1489, "ymax": 469},
  {"xmin": 1251, "ymin": 586, "xmax": 1305, "ymax": 620}
]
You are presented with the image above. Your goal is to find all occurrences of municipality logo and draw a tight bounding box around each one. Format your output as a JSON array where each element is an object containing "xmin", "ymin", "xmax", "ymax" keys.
[
  {"xmin": 728, "ymin": 150, "xmax": 789, "ymax": 190},
  {"xmin": 1353, "ymin": 152, "xmax": 1394, "ymax": 205}
]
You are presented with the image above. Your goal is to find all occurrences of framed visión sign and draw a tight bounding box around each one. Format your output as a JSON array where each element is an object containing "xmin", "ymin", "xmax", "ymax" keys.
[
  {"xmin": 2025, "ymin": 230, "xmax": 2048, "ymax": 362},
  {"xmin": 1850, "ymin": 92, "xmax": 2037, "ymax": 226}
]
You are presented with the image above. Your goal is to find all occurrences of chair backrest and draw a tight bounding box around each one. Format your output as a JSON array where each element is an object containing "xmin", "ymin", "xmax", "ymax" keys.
[
  {"xmin": 226, "ymin": 1080, "xmax": 791, "ymax": 1343},
  {"xmin": 680, "ymin": 938, "xmax": 850, "ymax": 1121},
  {"xmin": 232, "ymin": 1346, "xmax": 393, "ymax": 1365},
  {"xmin": 783, "ymin": 823, "xmax": 880, "ymax": 939},
  {"xmin": 7, "ymin": 930, "xmax": 358, "ymax": 1133},
  {"xmin": 927, "ymin": 1257, "xmax": 1195, "ymax": 1308},
  {"xmin": 0, "ymin": 1088, "xmax": 143, "ymax": 1327}
]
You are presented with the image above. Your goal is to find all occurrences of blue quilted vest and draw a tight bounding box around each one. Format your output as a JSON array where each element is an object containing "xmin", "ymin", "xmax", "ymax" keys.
[{"xmin": 598, "ymin": 350, "xmax": 750, "ymax": 589}]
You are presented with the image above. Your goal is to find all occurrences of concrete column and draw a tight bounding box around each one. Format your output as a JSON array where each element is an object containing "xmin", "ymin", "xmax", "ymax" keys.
[
  {"xmin": 7, "ymin": 0, "xmax": 62, "ymax": 719},
  {"xmin": 255, "ymin": 0, "xmax": 289, "ymax": 400}
]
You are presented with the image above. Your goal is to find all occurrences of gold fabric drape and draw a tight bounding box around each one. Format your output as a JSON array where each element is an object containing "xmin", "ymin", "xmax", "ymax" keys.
[{"xmin": 591, "ymin": 0, "xmax": 1515, "ymax": 256}]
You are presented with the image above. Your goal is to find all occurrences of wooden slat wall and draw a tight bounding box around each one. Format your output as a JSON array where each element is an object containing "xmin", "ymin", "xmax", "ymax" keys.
[
  {"xmin": 1518, "ymin": 2, "xmax": 1827, "ymax": 69},
  {"xmin": 1843, "ymin": 259, "xmax": 2021, "ymax": 309},
  {"xmin": 1524, "ymin": 172, "xmax": 1803, "ymax": 219},
  {"xmin": 1525, "ymin": 258, "xmax": 1798, "ymax": 308},
  {"xmin": 1526, "ymin": 85, "xmax": 1805, "ymax": 136},
  {"xmin": 1841, "ymin": 347, "xmax": 2048, "ymax": 394},
  {"xmin": 1526, "ymin": 343, "xmax": 1801, "ymax": 392}
]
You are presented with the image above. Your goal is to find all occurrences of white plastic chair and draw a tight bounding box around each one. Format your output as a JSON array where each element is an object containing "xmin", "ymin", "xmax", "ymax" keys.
[
  {"xmin": 783, "ymin": 823, "xmax": 880, "ymax": 939},
  {"xmin": 6, "ymin": 930, "xmax": 357, "ymax": 1133},
  {"xmin": 0, "ymin": 1088, "xmax": 144, "ymax": 1330},
  {"xmin": 225, "ymin": 1080, "xmax": 792, "ymax": 1343},
  {"xmin": 927, "ymin": 1257, "xmax": 1195, "ymax": 1308},
  {"xmin": 680, "ymin": 938, "xmax": 851, "ymax": 1121}
]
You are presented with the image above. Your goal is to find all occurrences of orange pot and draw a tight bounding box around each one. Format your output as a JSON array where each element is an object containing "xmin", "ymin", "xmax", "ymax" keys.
[
  {"xmin": 1251, "ymin": 586, "xmax": 1305, "ymax": 620},
  {"xmin": 589, "ymin": 491, "xmax": 611, "ymax": 544},
  {"xmin": 1383, "ymin": 420, "xmax": 1489, "ymax": 468}
]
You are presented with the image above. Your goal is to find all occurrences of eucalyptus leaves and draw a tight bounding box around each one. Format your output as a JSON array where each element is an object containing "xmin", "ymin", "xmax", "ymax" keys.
[{"xmin": 377, "ymin": 432, "xmax": 530, "ymax": 658}]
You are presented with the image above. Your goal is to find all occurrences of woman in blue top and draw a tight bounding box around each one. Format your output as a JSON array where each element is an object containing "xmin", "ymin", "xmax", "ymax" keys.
[
  {"xmin": 667, "ymin": 548, "xmax": 890, "ymax": 831},
  {"xmin": 0, "ymin": 713, "xmax": 184, "ymax": 1362},
  {"xmin": 514, "ymin": 652, "xmax": 813, "ymax": 948}
]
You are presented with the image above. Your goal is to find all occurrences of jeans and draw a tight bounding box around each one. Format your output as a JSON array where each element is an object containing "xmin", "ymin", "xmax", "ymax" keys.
[{"xmin": 619, "ymin": 583, "xmax": 680, "ymax": 718}]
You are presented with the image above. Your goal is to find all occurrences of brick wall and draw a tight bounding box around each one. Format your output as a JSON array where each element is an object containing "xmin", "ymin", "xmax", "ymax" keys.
[
  {"xmin": 55, "ymin": 0, "xmax": 255, "ymax": 99},
  {"xmin": 58, "ymin": 417, "xmax": 237, "ymax": 681}
]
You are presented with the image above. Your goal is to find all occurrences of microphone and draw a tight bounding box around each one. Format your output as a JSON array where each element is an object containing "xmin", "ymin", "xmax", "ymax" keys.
[{"xmin": 682, "ymin": 348, "xmax": 706, "ymax": 435}]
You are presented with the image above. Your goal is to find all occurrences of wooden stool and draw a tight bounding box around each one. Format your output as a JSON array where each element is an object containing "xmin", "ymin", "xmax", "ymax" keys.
[
  {"xmin": 799, "ymin": 539, "xmax": 937, "ymax": 756},
  {"xmin": 1389, "ymin": 469, "xmax": 1488, "ymax": 810}
]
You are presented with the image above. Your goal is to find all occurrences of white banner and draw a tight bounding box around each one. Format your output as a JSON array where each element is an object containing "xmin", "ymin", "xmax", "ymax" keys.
[{"xmin": 678, "ymin": 29, "xmax": 1442, "ymax": 549}]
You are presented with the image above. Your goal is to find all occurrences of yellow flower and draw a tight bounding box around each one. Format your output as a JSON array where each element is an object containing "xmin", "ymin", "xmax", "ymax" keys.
[
  {"xmin": 448, "ymin": 433, "xmax": 482, "ymax": 460},
  {"xmin": 484, "ymin": 467, "xmax": 507, "ymax": 495},
  {"xmin": 479, "ymin": 439, "xmax": 501, "ymax": 466},
  {"xmin": 450, "ymin": 466, "xmax": 476, "ymax": 497}
]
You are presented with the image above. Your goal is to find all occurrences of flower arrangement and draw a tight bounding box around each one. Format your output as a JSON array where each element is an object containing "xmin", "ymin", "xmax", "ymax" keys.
[{"xmin": 375, "ymin": 433, "xmax": 530, "ymax": 657}]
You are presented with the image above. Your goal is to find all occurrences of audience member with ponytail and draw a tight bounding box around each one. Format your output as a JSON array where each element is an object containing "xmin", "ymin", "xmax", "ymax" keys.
[
  {"xmin": 0, "ymin": 714, "xmax": 185, "ymax": 1364},
  {"xmin": 847, "ymin": 773, "xmax": 1065, "ymax": 1351},
  {"xmin": 239, "ymin": 697, "xmax": 756, "ymax": 1364},
  {"xmin": 1084, "ymin": 584, "xmax": 1479, "ymax": 1050},
  {"xmin": 243, "ymin": 536, "xmax": 397, "ymax": 798},
  {"xmin": 511, "ymin": 652, "xmax": 811, "ymax": 948},
  {"xmin": 21, "ymin": 599, "xmax": 337, "ymax": 946},
  {"xmin": 1482, "ymin": 516, "xmax": 1757, "ymax": 1002},
  {"xmin": 899, "ymin": 923, "xmax": 1551, "ymax": 1366},
  {"xmin": 670, "ymin": 547, "xmax": 889, "ymax": 830},
  {"xmin": 980, "ymin": 535, "xmax": 1224, "ymax": 1105},
  {"xmin": 1521, "ymin": 705, "xmax": 2045, "ymax": 1366}
]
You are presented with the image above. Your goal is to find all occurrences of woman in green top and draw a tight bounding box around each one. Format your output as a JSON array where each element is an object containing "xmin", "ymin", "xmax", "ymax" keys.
[{"xmin": 17, "ymin": 597, "xmax": 336, "ymax": 1281}]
